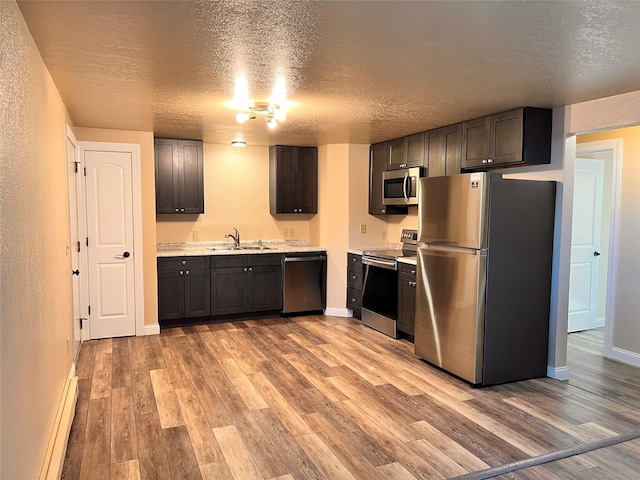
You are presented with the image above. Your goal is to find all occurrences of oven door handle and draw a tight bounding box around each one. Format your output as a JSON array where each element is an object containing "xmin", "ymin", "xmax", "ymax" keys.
[{"xmin": 362, "ymin": 257, "xmax": 397, "ymax": 270}]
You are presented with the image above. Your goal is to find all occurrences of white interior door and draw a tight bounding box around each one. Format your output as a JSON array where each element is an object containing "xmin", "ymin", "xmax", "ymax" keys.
[
  {"xmin": 66, "ymin": 127, "xmax": 82, "ymax": 359},
  {"xmin": 85, "ymin": 148, "xmax": 136, "ymax": 339},
  {"xmin": 568, "ymin": 158, "xmax": 604, "ymax": 332}
]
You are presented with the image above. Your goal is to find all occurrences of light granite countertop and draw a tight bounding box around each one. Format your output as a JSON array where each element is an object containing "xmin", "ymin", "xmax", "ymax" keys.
[{"xmin": 157, "ymin": 240, "xmax": 326, "ymax": 257}]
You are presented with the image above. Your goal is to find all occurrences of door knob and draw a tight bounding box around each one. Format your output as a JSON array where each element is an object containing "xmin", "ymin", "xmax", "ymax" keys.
[
  {"xmin": 115, "ymin": 251, "xmax": 131, "ymax": 259},
  {"xmin": 593, "ymin": 251, "xmax": 601, "ymax": 257},
  {"xmin": 72, "ymin": 269, "xmax": 80, "ymax": 276}
]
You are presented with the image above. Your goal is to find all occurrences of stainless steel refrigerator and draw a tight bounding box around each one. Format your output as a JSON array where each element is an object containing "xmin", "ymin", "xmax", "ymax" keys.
[{"xmin": 414, "ymin": 172, "xmax": 556, "ymax": 386}]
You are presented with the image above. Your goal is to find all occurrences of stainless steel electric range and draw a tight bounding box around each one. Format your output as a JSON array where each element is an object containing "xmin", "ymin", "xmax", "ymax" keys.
[{"xmin": 361, "ymin": 229, "xmax": 417, "ymax": 338}]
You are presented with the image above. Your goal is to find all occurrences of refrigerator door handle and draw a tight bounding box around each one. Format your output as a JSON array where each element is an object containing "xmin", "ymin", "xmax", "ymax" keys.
[{"xmin": 420, "ymin": 244, "xmax": 487, "ymax": 256}]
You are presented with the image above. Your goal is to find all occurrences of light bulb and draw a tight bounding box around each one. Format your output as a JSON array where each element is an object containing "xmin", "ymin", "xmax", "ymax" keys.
[
  {"xmin": 274, "ymin": 109, "xmax": 286, "ymax": 122},
  {"xmin": 236, "ymin": 111, "xmax": 250, "ymax": 123},
  {"xmin": 266, "ymin": 117, "xmax": 277, "ymax": 129}
]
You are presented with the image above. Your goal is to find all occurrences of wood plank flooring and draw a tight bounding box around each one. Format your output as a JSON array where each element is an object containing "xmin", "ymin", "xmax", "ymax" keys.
[{"xmin": 62, "ymin": 316, "xmax": 640, "ymax": 480}]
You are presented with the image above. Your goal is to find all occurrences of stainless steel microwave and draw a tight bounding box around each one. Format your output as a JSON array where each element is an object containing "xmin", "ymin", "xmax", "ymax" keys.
[{"xmin": 382, "ymin": 167, "xmax": 424, "ymax": 205}]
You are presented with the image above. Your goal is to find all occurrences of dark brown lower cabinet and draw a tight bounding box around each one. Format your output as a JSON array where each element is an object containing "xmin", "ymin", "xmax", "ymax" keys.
[
  {"xmin": 211, "ymin": 254, "xmax": 283, "ymax": 316},
  {"xmin": 158, "ymin": 256, "xmax": 211, "ymax": 322},
  {"xmin": 346, "ymin": 253, "xmax": 363, "ymax": 319},
  {"xmin": 397, "ymin": 262, "xmax": 417, "ymax": 339}
]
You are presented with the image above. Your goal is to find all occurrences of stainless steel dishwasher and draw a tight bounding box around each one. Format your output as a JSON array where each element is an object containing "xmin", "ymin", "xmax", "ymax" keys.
[{"xmin": 282, "ymin": 253, "xmax": 327, "ymax": 314}]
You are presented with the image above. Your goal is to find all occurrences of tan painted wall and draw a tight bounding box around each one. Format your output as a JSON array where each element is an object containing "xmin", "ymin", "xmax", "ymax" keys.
[
  {"xmin": 0, "ymin": 2, "xmax": 74, "ymax": 477},
  {"xmin": 74, "ymin": 127, "xmax": 158, "ymax": 327},
  {"xmin": 156, "ymin": 144, "xmax": 312, "ymax": 244},
  {"xmin": 578, "ymin": 126, "xmax": 640, "ymax": 355}
]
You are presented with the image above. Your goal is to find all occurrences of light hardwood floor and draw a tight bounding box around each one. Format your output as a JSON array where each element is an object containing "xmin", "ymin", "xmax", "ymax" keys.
[{"xmin": 62, "ymin": 316, "xmax": 640, "ymax": 479}]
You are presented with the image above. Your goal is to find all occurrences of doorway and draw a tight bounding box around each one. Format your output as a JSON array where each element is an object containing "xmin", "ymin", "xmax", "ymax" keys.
[
  {"xmin": 568, "ymin": 138, "xmax": 622, "ymax": 363},
  {"xmin": 78, "ymin": 141, "xmax": 145, "ymax": 339}
]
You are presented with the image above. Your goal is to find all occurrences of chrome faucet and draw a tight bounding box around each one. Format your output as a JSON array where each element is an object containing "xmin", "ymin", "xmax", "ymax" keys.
[{"xmin": 225, "ymin": 228, "xmax": 240, "ymax": 248}]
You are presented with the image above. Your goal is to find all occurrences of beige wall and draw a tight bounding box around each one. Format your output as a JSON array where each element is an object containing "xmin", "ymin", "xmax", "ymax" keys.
[
  {"xmin": 156, "ymin": 144, "xmax": 312, "ymax": 244},
  {"xmin": 0, "ymin": 2, "xmax": 74, "ymax": 477},
  {"xmin": 578, "ymin": 126, "xmax": 640, "ymax": 355},
  {"xmin": 74, "ymin": 127, "xmax": 158, "ymax": 327}
]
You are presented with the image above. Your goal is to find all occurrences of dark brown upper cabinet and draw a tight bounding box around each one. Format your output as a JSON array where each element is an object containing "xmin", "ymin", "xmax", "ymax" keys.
[
  {"xmin": 269, "ymin": 146, "xmax": 318, "ymax": 215},
  {"xmin": 154, "ymin": 137, "xmax": 204, "ymax": 214},
  {"xmin": 369, "ymin": 142, "xmax": 408, "ymax": 216},
  {"xmin": 461, "ymin": 107, "xmax": 552, "ymax": 170},
  {"xmin": 387, "ymin": 133, "xmax": 425, "ymax": 170},
  {"xmin": 425, "ymin": 123, "xmax": 462, "ymax": 177}
]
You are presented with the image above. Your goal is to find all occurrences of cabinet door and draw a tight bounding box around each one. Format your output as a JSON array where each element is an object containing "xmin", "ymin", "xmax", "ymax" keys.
[
  {"xmin": 158, "ymin": 269, "xmax": 185, "ymax": 320},
  {"xmin": 155, "ymin": 138, "xmax": 180, "ymax": 214},
  {"xmin": 184, "ymin": 268, "xmax": 210, "ymax": 318},
  {"xmin": 247, "ymin": 265, "xmax": 282, "ymax": 312},
  {"xmin": 490, "ymin": 108, "xmax": 523, "ymax": 165},
  {"xmin": 387, "ymin": 138, "xmax": 405, "ymax": 170},
  {"xmin": 211, "ymin": 267, "xmax": 246, "ymax": 315},
  {"xmin": 425, "ymin": 128, "xmax": 445, "ymax": 177},
  {"xmin": 404, "ymin": 132, "xmax": 425, "ymax": 168},
  {"xmin": 295, "ymin": 147, "xmax": 318, "ymax": 214},
  {"xmin": 443, "ymin": 123, "xmax": 462, "ymax": 175},
  {"xmin": 461, "ymin": 117, "xmax": 491, "ymax": 169},
  {"xmin": 179, "ymin": 140, "xmax": 204, "ymax": 214},
  {"xmin": 397, "ymin": 276, "xmax": 416, "ymax": 336},
  {"xmin": 369, "ymin": 143, "xmax": 387, "ymax": 214}
]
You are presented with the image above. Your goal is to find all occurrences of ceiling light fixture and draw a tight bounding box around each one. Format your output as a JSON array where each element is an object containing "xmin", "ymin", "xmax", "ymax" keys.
[
  {"xmin": 235, "ymin": 101, "xmax": 286, "ymax": 128},
  {"xmin": 232, "ymin": 75, "xmax": 288, "ymax": 129},
  {"xmin": 231, "ymin": 140, "xmax": 246, "ymax": 147}
]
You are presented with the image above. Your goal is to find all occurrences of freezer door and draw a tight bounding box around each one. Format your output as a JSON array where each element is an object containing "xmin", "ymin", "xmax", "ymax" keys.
[
  {"xmin": 418, "ymin": 173, "xmax": 489, "ymax": 249},
  {"xmin": 414, "ymin": 245, "xmax": 486, "ymax": 384}
]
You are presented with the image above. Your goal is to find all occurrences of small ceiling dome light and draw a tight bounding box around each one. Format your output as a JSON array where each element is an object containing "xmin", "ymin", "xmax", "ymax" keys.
[{"xmin": 231, "ymin": 140, "xmax": 246, "ymax": 147}]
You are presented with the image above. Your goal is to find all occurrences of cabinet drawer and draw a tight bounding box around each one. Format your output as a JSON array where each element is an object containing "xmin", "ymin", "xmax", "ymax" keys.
[
  {"xmin": 347, "ymin": 287, "xmax": 362, "ymax": 309},
  {"xmin": 398, "ymin": 263, "xmax": 417, "ymax": 278},
  {"xmin": 158, "ymin": 256, "xmax": 209, "ymax": 271},
  {"xmin": 347, "ymin": 253, "xmax": 362, "ymax": 268},
  {"xmin": 347, "ymin": 265, "xmax": 363, "ymax": 289},
  {"xmin": 210, "ymin": 255, "xmax": 248, "ymax": 268},
  {"xmin": 249, "ymin": 254, "xmax": 283, "ymax": 267}
]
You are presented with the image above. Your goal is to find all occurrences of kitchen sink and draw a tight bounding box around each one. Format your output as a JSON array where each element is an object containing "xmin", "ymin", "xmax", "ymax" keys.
[{"xmin": 207, "ymin": 246, "xmax": 272, "ymax": 251}]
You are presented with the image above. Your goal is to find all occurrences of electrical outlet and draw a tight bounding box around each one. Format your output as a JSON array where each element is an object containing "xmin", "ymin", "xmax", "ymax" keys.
[
  {"xmin": 284, "ymin": 228, "xmax": 289, "ymax": 238},
  {"xmin": 290, "ymin": 227, "xmax": 295, "ymax": 237},
  {"xmin": 360, "ymin": 224, "xmax": 367, "ymax": 234},
  {"xmin": 381, "ymin": 230, "xmax": 387, "ymax": 240},
  {"xmin": 193, "ymin": 229, "xmax": 200, "ymax": 241}
]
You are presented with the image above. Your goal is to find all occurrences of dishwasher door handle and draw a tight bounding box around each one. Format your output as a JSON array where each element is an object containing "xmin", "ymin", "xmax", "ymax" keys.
[{"xmin": 284, "ymin": 255, "xmax": 326, "ymax": 262}]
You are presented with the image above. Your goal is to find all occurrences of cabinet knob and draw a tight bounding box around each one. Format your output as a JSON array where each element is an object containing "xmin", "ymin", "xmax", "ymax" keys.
[
  {"xmin": 352, "ymin": 298, "xmax": 357, "ymax": 303},
  {"xmin": 352, "ymin": 275, "xmax": 357, "ymax": 280},
  {"xmin": 249, "ymin": 267, "xmax": 253, "ymax": 272},
  {"xmin": 179, "ymin": 271, "xmax": 184, "ymax": 275},
  {"xmin": 175, "ymin": 208, "xmax": 179, "ymax": 212},
  {"xmin": 411, "ymin": 270, "xmax": 416, "ymax": 275},
  {"xmin": 243, "ymin": 268, "xmax": 247, "ymax": 272},
  {"xmin": 400, "ymin": 163, "xmax": 407, "ymax": 168},
  {"xmin": 180, "ymin": 208, "xmax": 185, "ymax": 212},
  {"xmin": 182, "ymin": 260, "xmax": 186, "ymax": 265},
  {"xmin": 487, "ymin": 158, "xmax": 493, "ymax": 164},
  {"xmin": 409, "ymin": 281, "xmax": 416, "ymax": 287},
  {"xmin": 186, "ymin": 270, "xmax": 189, "ymax": 275},
  {"xmin": 381, "ymin": 209, "xmax": 386, "ymax": 213},
  {"xmin": 482, "ymin": 159, "xmax": 488, "ymax": 164}
]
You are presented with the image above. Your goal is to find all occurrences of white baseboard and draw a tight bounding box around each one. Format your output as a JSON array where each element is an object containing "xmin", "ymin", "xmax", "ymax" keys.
[
  {"xmin": 39, "ymin": 376, "xmax": 78, "ymax": 480},
  {"xmin": 324, "ymin": 307, "xmax": 351, "ymax": 318},
  {"xmin": 144, "ymin": 323, "xmax": 160, "ymax": 336},
  {"xmin": 611, "ymin": 347, "xmax": 640, "ymax": 367},
  {"xmin": 547, "ymin": 365, "xmax": 569, "ymax": 381}
]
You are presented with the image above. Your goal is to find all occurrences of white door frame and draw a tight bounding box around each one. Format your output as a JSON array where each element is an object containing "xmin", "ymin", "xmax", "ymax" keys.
[
  {"xmin": 576, "ymin": 139, "xmax": 622, "ymax": 359},
  {"xmin": 78, "ymin": 141, "xmax": 145, "ymax": 337},
  {"xmin": 65, "ymin": 125, "xmax": 88, "ymax": 350}
]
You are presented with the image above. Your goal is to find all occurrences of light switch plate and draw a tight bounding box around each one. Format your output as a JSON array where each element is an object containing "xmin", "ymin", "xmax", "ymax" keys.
[{"xmin": 360, "ymin": 224, "xmax": 367, "ymax": 234}]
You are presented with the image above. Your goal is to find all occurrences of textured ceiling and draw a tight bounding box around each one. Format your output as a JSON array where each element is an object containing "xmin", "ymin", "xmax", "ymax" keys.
[{"xmin": 17, "ymin": 0, "xmax": 640, "ymax": 147}]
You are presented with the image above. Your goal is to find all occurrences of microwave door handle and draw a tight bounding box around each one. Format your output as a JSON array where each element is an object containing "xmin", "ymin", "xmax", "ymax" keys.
[{"xmin": 403, "ymin": 173, "xmax": 409, "ymax": 201}]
